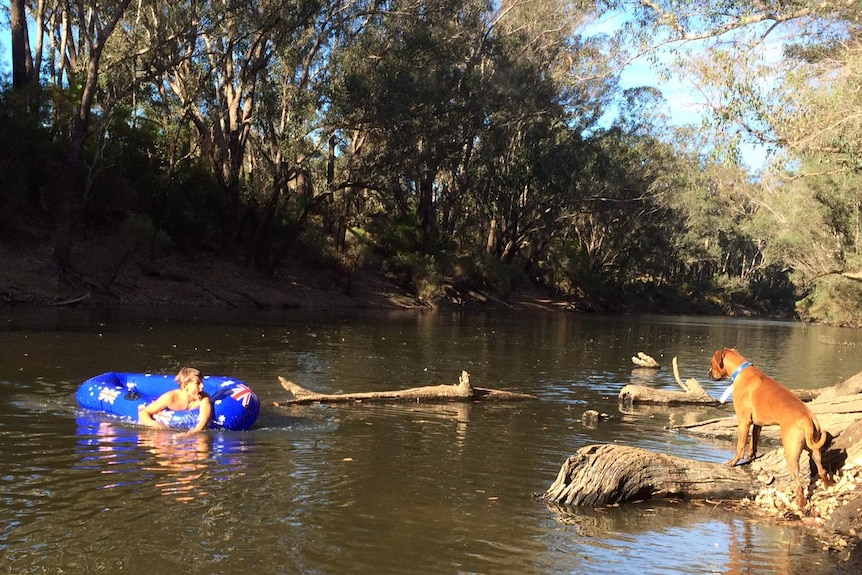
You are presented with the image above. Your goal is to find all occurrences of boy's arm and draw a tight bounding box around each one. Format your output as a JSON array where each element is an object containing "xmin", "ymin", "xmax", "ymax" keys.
[
  {"xmin": 138, "ymin": 393, "xmax": 172, "ymax": 428},
  {"xmin": 187, "ymin": 396, "xmax": 213, "ymax": 433}
]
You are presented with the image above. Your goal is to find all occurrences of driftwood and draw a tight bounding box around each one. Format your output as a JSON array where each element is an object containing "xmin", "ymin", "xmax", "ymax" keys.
[
  {"xmin": 541, "ymin": 444, "xmax": 755, "ymax": 506},
  {"xmin": 619, "ymin": 356, "xmax": 718, "ymax": 405},
  {"xmin": 49, "ymin": 292, "xmax": 91, "ymax": 306},
  {"xmin": 631, "ymin": 352, "xmax": 660, "ymax": 368},
  {"xmin": 273, "ymin": 371, "xmax": 538, "ymax": 406}
]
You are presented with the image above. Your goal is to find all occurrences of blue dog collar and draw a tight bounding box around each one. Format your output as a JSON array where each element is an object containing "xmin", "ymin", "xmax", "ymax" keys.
[{"xmin": 729, "ymin": 361, "xmax": 752, "ymax": 383}]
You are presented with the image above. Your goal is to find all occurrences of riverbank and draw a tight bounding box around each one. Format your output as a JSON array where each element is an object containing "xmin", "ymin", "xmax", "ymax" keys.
[{"xmin": 0, "ymin": 229, "xmax": 593, "ymax": 313}]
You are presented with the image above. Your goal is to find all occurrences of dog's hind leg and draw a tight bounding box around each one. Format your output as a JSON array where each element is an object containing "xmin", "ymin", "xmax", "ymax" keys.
[
  {"xmin": 782, "ymin": 428, "xmax": 808, "ymax": 507},
  {"xmin": 748, "ymin": 424, "xmax": 762, "ymax": 462},
  {"xmin": 810, "ymin": 445, "xmax": 832, "ymax": 487},
  {"xmin": 785, "ymin": 454, "xmax": 807, "ymax": 507}
]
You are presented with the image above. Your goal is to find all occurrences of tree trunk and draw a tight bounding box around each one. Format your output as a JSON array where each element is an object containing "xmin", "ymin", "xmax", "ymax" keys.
[
  {"xmin": 273, "ymin": 371, "xmax": 537, "ymax": 406},
  {"xmin": 10, "ymin": 0, "xmax": 34, "ymax": 90},
  {"xmin": 53, "ymin": 69, "xmax": 97, "ymax": 271},
  {"xmin": 221, "ymin": 136, "xmax": 243, "ymax": 252},
  {"xmin": 51, "ymin": 0, "xmax": 133, "ymax": 272},
  {"xmin": 418, "ymin": 168, "xmax": 436, "ymax": 251},
  {"xmin": 541, "ymin": 444, "xmax": 755, "ymax": 506}
]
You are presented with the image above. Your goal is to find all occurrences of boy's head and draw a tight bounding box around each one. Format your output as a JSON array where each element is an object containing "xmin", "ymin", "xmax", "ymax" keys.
[{"xmin": 175, "ymin": 367, "xmax": 203, "ymax": 388}]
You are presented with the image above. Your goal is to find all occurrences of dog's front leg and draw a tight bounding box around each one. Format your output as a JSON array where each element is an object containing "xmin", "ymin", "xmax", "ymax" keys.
[{"xmin": 726, "ymin": 422, "xmax": 750, "ymax": 466}]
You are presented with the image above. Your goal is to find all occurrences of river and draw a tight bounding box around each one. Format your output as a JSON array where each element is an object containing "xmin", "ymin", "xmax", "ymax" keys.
[{"xmin": 2, "ymin": 308, "xmax": 861, "ymax": 574}]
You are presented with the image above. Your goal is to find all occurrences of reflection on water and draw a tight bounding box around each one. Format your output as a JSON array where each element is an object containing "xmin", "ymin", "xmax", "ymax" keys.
[
  {"xmin": 545, "ymin": 501, "xmax": 827, "ymax": 575},
  {"xmin": 89, "ymin": 424, "xmax": 213, "ymax": 502},
  {"xmin": 75, "ymin": 415, "xmax": 253, "ymax": 501},
  {"xmin": 1, "ymin": 311, "xmax": 861, "ymax": 574},
  {"xmin": 141, "ymin": 431, "xmax": 212, "ymax": 501}
]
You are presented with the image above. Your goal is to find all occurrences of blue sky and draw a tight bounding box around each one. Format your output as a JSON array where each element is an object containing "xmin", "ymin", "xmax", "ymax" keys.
[
  {"xmin": 585, "ymin": 9, "xmax": 770, "ymax": 173},
  {"xmin": 616, "ymin": 58, "xmax": 769, "ymax": 172}
]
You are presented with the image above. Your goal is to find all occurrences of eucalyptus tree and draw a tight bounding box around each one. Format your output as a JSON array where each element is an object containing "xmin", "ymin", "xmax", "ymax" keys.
[
  {"xmin": 559, "ymin": 128, "xmax": 681, "ymax": 285},
  {"xmin": 599, "ymin": 0, "xmax": 861, "ymax": 316},
  {"xmin": 151, "ymin": 0, "xmax": 321, "ymax": 251},
  {"xmin": 672, "ymin": 154, "xmax": 765, "ymax": 284},
  {"xmin": 599, "ymin": 1, "xmax": 858, "ymax": 164},
  {"xmin": 245, "ymin": 0, "xmax": 385, "ymax": 271},
  {"xmin": 767, "ymin": 37, "xmax": 862, "ymax": 283},
  {"xmin": 9, "ymin": 0, "xmax": 35, "ymax": 90},
  {"xmin": 24, "ymin": 0, "xmax": 136, "ymax": 271},
  {"xmin": 328, "ymin": 0, "xmax": 496, "ymax": 257},
  {"xmin": 8, "ymin": 0, "xmax": 217, "ymax": 270},
  {"xmin": 464, "ymin": 0, "xmax": 616, "ymax": 267},
  {"xmin": 327, "ymin": 0, "xmax": 623, "ymax": 296}
]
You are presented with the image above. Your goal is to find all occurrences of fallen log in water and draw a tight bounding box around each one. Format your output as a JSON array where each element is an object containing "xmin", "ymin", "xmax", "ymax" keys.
[
  {"xmin": 272, "ymin": 370, "xmax": 538, "ymax": 406},
  {"xmin": 619, "ymin": 356, "xmax": 718, "ymax": 405},
  {"xmin": 541, "ymin": 437, "xmax": 840, "ymax": 508},
  {"xmin": 620, "ymin": 356, "xmax": 826, "ymax": 406},
  {"xmin": 541, "ymin": 444, "xmax": 755, "ymax": 506}
]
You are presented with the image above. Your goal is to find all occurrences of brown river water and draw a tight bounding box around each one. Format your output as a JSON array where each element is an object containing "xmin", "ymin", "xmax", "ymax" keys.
[{"xmin": 2, "ymin": 308, "xmax": 861, "ymax": 574}]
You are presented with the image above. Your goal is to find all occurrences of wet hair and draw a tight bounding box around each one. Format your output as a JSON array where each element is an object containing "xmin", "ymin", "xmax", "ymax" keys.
[{"xmin": 175, "ymin": 367, "xmax": 203, "ymax": 388}]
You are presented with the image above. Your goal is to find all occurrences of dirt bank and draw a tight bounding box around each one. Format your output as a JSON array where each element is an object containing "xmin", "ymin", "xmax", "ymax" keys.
[{"xmin": 0, "ymin": 231, "xmax": 582, "ymax": 313}]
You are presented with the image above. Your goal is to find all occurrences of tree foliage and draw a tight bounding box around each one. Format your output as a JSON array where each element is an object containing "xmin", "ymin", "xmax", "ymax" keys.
[
  {"xmin": 600, "ymin": 0, "xmax": 862, "ymax": 321},
  {"xmin": 2, "ymin": 0, "xmax": 861, "ymax": 323}
]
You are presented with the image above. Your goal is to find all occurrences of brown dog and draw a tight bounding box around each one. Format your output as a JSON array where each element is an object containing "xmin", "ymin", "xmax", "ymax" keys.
[{"xmin": 709, "ymin": 348, "xmax": 832, "ymax": 507}]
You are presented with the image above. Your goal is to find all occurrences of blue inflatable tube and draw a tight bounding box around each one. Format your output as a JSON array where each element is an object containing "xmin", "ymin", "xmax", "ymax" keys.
[{"xmin": 76, "ymin": 372, "xmax": 260, "ymax": 431}]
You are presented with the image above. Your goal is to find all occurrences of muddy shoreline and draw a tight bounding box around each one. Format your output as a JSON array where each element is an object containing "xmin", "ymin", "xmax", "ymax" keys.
[{"xmin": 0, "ymin": 234, "xmax": 589, "ymax": 313}]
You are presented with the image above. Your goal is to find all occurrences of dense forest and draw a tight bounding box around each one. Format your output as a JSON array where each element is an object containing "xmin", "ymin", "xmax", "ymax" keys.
[{"xmin": 1, "ymin": 0, "xmax": 861, "ymax": 323}]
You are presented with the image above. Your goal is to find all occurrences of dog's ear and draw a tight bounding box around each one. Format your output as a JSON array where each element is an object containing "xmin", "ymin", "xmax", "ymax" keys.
[{"xmin": 718, "ymin": 349, "xmax": 726, "ymax": 369}]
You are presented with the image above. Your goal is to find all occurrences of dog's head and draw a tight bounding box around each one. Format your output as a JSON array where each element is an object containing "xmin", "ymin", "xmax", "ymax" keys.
[
  {"xmin": 708, "ymin": 347, "xmax": 747, "ymax": 380},
  {"xmin": 709, "ymin": 348, "xmax": 730, "ymax": 380}
]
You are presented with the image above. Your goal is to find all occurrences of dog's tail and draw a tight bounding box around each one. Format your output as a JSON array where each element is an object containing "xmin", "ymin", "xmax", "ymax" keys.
[
  {"xmin": 806, "ymin": 415, "xmax": 828, "ymax": 452},
  {"xmin": 806, "ymin": 414, "xmax": 834, "ymax": 486}
]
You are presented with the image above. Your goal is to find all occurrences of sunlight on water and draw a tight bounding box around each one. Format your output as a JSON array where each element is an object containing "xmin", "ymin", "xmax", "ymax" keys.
[{"xmin": 1, "ymin": 310, "xmax": 860, "ymax": 574}]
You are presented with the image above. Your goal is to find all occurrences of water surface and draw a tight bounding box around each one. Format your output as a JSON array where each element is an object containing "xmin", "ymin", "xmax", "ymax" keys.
[{"xmin": 1, "ymin": 309, "xmax": 860, "ymax": 574}]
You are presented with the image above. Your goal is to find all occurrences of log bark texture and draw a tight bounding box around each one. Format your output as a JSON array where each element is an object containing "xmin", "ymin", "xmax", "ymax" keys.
[
  {"xmin": 273, "ymin": 371, "xmax": 538, "ymax": 406},
  {"xmin": 541, "ymin": 444, "xmax": 755, "ymax": 506}
]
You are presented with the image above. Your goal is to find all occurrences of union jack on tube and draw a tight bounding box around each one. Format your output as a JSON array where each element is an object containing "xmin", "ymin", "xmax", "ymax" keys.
[{"xmin": 230, "ymin": 384, "xmax": 254, "ymax": 408}]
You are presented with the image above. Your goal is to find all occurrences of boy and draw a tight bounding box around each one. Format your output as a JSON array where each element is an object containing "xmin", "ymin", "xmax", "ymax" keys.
[{"xmin": 139, "ymin": 367, "xmax": 213, "ymax": 433}]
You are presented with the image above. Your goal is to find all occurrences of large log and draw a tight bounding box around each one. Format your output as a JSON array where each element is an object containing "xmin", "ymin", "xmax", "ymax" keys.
[
  {"xmin": 541, "ymin": 444, "xmax": 755, "ymax": 506},
  {"xmin": 273, "ymin": 371, "xmax": 538, "ymax": 406}
]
